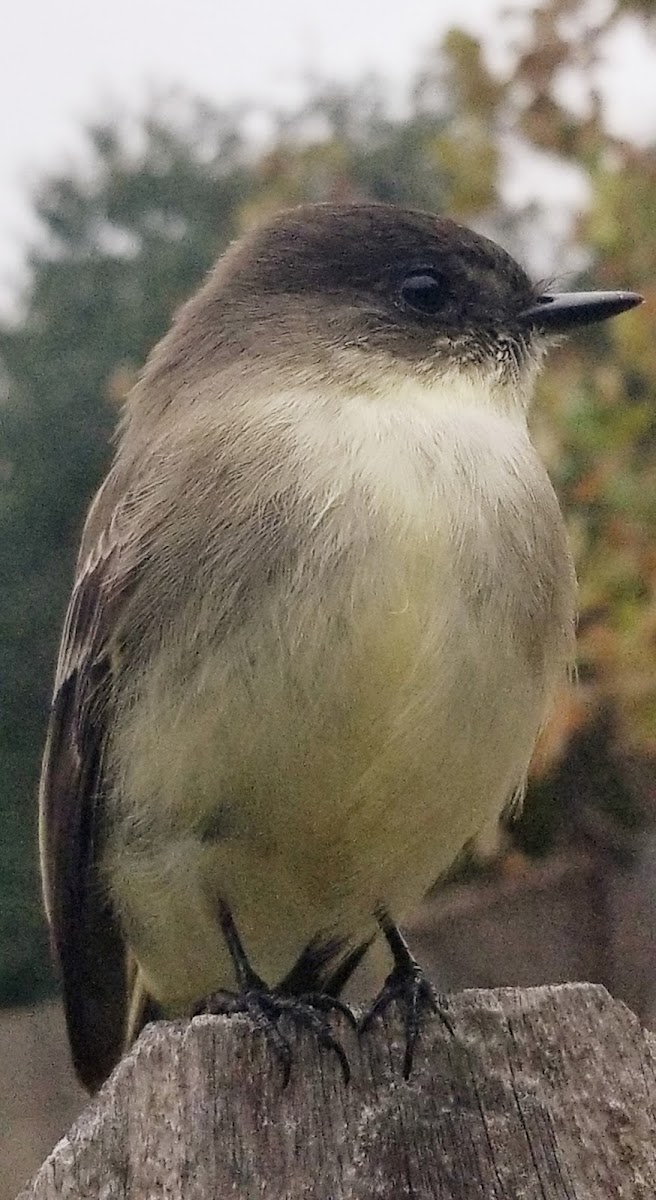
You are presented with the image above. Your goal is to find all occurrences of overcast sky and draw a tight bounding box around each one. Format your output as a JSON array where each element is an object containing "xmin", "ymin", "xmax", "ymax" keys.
[{"xmin": 1, "ymin": 0, "xmax": 655, "ymax": 311}]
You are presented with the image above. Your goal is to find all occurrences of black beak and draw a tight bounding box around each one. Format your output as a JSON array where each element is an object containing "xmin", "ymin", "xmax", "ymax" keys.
[{"xmin": 520, "ymin": 290, "xmax": 643, "ymax": 333}]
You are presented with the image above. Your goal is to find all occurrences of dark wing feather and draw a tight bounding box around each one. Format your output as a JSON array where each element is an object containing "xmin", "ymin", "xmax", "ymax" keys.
[{"xmin": 39, "ymin": 480, "xmax": 136, "ymax": 1092}]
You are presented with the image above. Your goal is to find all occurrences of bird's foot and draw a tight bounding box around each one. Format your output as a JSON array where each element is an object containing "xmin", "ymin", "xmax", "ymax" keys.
[
  {"xmin": 194, "ymin": 987, "xmax": 356, "ymax": 1086},
  {"xmin": 359, "ymin": 913, "xmax": 454, "ymax": 1079},
  {"xmin": 360, "ymin": 962, "xmax": 452, "ymax": 1078}
]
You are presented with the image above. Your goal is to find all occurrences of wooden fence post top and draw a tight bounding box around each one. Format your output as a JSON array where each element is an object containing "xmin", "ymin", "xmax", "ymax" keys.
[{"xmin": 16, "ymin": 983, "xmax": 656, "ymax": 1198}]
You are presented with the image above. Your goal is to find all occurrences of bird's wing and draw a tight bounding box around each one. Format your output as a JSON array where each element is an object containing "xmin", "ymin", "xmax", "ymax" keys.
[{"xmin": 39, "ymin": 474, "xmax": 138, "ymax": 1092}]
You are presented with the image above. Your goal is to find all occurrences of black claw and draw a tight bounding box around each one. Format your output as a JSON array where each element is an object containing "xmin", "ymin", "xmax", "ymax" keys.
[
  {"xmin": 194, "ymin": 987, "xmax": 353, "ymax": 1086},
  {"xmin": 360, "ymin": 912, "xmax": 454, "ymax": 1078},
  {"xmin": 204, "ymin": 902, "xmax": 355, "ymax": 1085},
  {"xmin": 297, "ymin": 991, "xmax": 359, "ymax": 1030},
  {"xmin": 360, "ymin": 966, "xmax": 452, "ymax": 1078}
]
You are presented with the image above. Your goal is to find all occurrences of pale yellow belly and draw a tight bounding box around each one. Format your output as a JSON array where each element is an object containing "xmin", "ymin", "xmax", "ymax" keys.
[{"xmin": 106, "ymin": 563, "xmax": 554, "ymax": 1011}]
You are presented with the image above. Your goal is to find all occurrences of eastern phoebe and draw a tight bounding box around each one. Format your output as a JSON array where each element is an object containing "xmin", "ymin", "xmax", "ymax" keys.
[{"xmin": 39, "ymin": 203, "xmax": 642, "ymax": 1091}]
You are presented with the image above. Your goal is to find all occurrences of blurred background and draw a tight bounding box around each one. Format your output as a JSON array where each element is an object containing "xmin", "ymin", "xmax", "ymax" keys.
[{"xmin": 1, "ymin": 0, "xmax": 655, "ymax": 1193}]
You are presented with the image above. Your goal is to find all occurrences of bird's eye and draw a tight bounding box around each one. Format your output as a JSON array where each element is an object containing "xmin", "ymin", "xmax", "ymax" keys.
[{"xmin": 399, "ymin": 271, "xmax": 446, "ymax": 316}]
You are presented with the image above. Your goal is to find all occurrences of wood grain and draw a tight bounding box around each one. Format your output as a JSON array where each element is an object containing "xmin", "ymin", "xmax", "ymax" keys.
[{"xmin": 17, "ymin": 984, "xmax": 656, "ymax": 1198}]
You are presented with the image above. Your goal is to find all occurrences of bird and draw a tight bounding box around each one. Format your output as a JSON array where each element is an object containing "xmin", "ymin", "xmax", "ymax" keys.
[{"xmin": 38, "ymin": 201, "xmax": 642, "ymax": 1092}]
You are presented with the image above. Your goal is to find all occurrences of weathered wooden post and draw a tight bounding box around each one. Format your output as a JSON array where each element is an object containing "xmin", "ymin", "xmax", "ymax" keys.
[{"xmin": 17, "ymin": 983, "xmax": 656, "ymax": 1198}]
